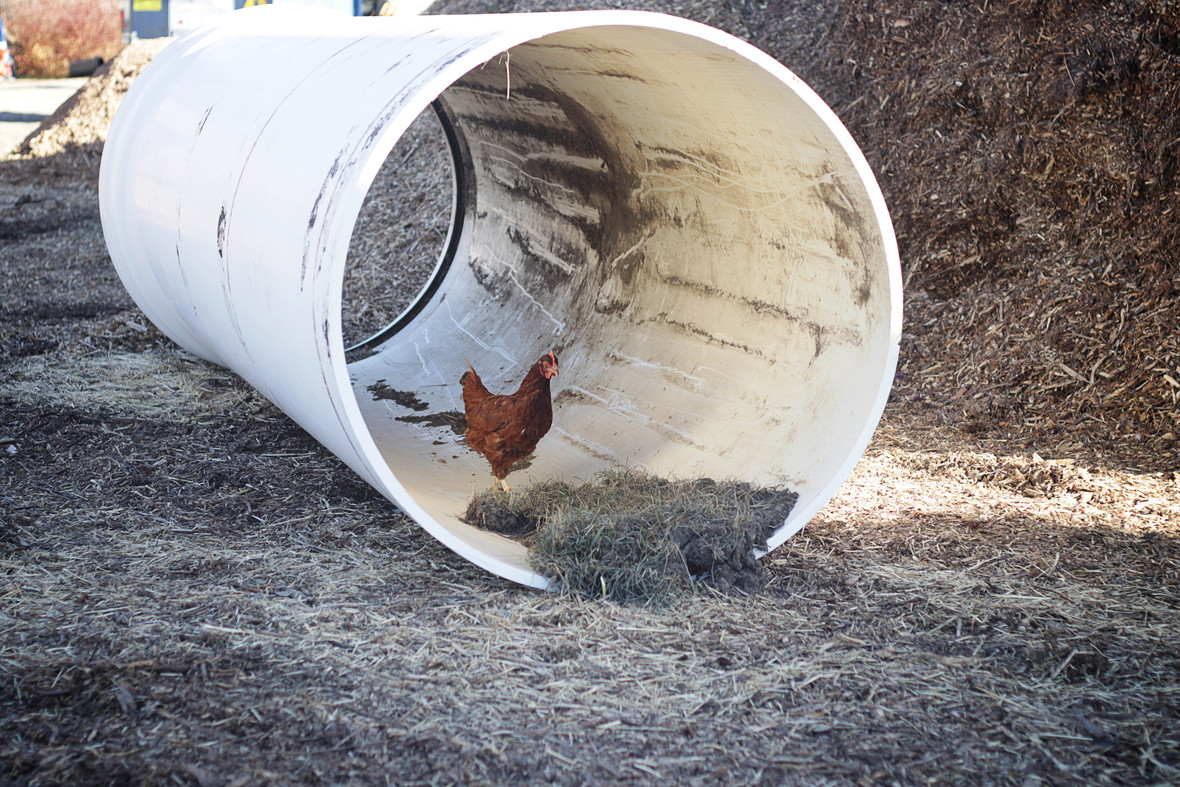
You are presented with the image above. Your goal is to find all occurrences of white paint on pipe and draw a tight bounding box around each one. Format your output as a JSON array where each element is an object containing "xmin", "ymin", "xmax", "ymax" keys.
[{"xmin": 99, "ymin": 5, "xmax": 902, "ymax": 588}]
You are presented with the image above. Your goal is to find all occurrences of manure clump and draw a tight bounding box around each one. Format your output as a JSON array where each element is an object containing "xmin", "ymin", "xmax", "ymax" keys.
[{"xmin": 462, "ymin": 469, "xmax": 797, "ymax": 603}]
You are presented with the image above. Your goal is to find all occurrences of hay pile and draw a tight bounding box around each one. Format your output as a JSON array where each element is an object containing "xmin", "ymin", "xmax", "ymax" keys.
[{"xmin": 463, "ymin": 470, "xmax": 798, "ymax": 601}]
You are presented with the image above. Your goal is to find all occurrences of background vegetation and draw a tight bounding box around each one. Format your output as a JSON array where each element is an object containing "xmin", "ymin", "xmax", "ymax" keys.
[{"xmin": 1, "ymin": 0, "xmax": 122, "ymax": 78}]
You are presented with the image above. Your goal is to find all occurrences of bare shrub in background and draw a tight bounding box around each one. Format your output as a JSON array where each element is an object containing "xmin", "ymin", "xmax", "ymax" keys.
[{"xmin": 2, "ymin": 0, "xmax": 122, "ymax": 77}]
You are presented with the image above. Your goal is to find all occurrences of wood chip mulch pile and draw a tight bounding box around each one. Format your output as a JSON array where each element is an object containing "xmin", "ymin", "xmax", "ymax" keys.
[{"xmin": 754, "ymin": 0, "xmax": 1180, "ymax": 470}]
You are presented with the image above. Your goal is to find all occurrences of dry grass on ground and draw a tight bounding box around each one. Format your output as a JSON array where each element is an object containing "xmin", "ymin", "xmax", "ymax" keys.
[{"xmin": 2, "ymin": 2, "xmax": 1179, "ymax": 785}]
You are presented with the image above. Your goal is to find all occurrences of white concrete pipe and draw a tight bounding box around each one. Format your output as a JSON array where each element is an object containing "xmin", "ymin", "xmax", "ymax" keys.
[{"xmin": 100, "ymin": 5, "xmax": 901, "ymax": 588}]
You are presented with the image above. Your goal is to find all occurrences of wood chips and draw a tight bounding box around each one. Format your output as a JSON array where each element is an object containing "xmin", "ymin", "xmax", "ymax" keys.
[{"xmin": 1, "ymin": 1, "xmax": 1178, "ymax": 784}]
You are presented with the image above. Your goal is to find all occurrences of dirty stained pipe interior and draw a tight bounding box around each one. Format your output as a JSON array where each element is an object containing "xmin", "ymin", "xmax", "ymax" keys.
[{"xmin": 98, "ymin": 6, "xmax": 902, "ymax": 588}]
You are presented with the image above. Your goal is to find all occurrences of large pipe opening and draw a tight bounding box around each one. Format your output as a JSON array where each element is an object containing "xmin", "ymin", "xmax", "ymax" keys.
[
  {"xmin": 343, "ymin": 101, "xmax": 464, "ymax": 359},
  {"xmin": 100, "ymin": 6, "xmax": 901, "ymax": 588}
]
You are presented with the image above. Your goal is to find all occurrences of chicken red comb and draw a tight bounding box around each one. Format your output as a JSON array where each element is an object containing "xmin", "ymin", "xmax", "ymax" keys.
[{"xmin": 547, "ymin": 350, "xmax": 557, "ymax": 367}]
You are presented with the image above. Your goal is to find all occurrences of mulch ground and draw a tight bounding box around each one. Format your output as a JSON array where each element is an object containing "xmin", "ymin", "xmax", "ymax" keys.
[{"xmin": 1, "ymin": 1, "xmax": 1178, "ymax": 784}]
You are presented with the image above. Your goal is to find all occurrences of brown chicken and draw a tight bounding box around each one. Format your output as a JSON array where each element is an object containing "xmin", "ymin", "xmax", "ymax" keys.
[{"xmin": 461, "ymin": 351, "xmax": 559, "ymax": 491}]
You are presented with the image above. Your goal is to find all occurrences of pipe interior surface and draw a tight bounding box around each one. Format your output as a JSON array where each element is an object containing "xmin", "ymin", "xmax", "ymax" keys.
[{"xmin": 99, "ymin": 6, "xmax": 901, "ymax": 588}]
